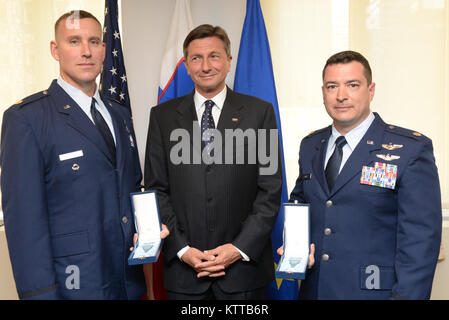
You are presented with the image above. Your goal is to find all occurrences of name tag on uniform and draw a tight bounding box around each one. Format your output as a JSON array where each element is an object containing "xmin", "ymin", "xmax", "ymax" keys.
[
  {"xmin": 360, "ymin": 162, "xmax": 398, "ymax": 190},
  {"xmin": 59, "ymin": 150, "xmax": 84, "ymax": 161}
]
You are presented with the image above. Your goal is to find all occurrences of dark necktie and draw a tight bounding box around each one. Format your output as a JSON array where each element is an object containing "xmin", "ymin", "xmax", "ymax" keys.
[
  {"xmin": 201, "ymin": 100, "xmax": 215, "ymax": 155},
  {"xmin": 90, "ymin": 98, "xmax": 116, "ymax": 165},
  {"xmin": 325, "ymin": 136, "xmax": 347, "ymax": 190}
]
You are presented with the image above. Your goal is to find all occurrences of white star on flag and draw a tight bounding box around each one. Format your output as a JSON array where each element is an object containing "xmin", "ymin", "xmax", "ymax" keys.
[
  {"xmin": 119, "ymin": 93, "xmax": 125, "ymax": 100},
  {"xmin": 110, "ymin": 67, "xmax": 117, "ymax": 75},
  {"xmin": 113, "ymin": 31, "xmax": 120, "ymax": 39},
  {"xmin": 108, "ymin": 86, "xmax": 116, "ymax": 94},
  {"xmin": 121, "ymin": 75, "xmax": 127, "ymax": 82},
  {"xmin": 112, "ymin": 49, "xmax": 118, "ymax": 57}
]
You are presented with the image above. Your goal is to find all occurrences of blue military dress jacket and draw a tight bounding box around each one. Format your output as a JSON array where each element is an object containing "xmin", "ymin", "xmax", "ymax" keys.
[
  {"xmin": 290, "ymin": 113, "xmax": 442, "ymax": 299},
  {"xmin": 0, "ymin": 80, "xmax": 145, "ymax": 299}
]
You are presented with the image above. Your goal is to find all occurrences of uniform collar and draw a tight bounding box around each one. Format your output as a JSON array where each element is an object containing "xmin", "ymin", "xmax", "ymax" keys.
[
  {"xmin": 57, "ymin": 77, "xmax": 102, "ymax": 115},
  {"xmin": 328, "ymin": 112, "xmax": 375, "ymax": 151}
]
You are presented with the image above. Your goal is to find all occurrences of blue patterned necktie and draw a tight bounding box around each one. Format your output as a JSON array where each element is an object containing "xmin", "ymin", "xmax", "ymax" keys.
[
  {"xmin": 91, "ymin": 98, "xmax": 116, "ymax": 166},
  {"xmin": 325, "ymin": 135, "xmax": 347, "ymax": 190},
  {"xmin": 201, "ymin": 100, "xmax": 215, "ymax": 156}
]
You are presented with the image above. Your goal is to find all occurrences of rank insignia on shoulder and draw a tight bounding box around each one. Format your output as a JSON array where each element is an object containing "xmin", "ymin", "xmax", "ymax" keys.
[
  {"xmin": 382, "ymin": 143, "xmax": 403, "ymax": 151},
  {"xmin": 413, "ymin": 132, "xmax": 422, "ymax": 137},
  {"xmin": 376, "ymin": 154, "xmax": 400, "ymax": 161}
]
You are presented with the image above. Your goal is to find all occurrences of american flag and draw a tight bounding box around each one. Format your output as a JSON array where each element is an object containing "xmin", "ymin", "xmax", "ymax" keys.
[{"xmin": 100, "ymin": 0, "xmax": 131, "ymax": 113}]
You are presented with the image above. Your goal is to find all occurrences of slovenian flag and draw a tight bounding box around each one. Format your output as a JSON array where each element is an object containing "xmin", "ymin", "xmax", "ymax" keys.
[
  {"xmin": 157, "ymin": 0, "xmax": 195, "ymax": 104},
  {"xmin": 234, "ymin": 0, "xmax": 299, "ymax": 300}
]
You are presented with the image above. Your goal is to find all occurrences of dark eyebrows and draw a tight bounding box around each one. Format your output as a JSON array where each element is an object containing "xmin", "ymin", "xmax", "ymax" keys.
[{"xmin": 324, "ymin": 79, "xmax": 362, "ymax": 85}]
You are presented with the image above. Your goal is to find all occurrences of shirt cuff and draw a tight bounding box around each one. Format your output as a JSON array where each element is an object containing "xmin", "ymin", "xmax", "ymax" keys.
[
  {"xmin": 177, "ymin": 246, "xmax": 190, "ymax": 261},
  {"xmin": 234, "ymin": 245, "xmax": 250, "ymax": 262}
]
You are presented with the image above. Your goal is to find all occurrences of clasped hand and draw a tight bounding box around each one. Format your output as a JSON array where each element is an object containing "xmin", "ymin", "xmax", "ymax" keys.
[{"xmin": 182, "ymin": 244, "xmax": 242, "ymax": 278}]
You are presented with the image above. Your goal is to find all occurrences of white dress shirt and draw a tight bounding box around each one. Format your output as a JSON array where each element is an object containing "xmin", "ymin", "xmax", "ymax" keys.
[
  {"xmin": 193, "ymin": 85, "xmax": 226, "ymax": 126},
  {"xmin": 57, "ymin": 77, "xmax": 116, "ymax": 144},
  {"xmin": 324, "ymin": 112, "xmax": 375, "ymax": 173},
  {"xmin": 177, "ymin": 86, "xmax": 250, "ymax": 262}
]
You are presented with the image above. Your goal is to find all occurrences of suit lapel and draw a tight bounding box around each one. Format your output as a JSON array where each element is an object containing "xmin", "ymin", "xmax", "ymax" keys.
[
  {"xmin": 49, "ymin": 80, "xmax": 114, "ymax": 164},
  {"xmin": 311, "ymin": 128, "xmax": 331, "ymax": 195},
  {"xmin": 217, "ymin": 88, "xmax": 244, "ymax": 147},
  {"xmin": 330, "ymin": 114, "xmax": 385, "ymax": 196},
  {"xmin": 174, "ymin": 91, "xmax": 199, "ymax": 153}
]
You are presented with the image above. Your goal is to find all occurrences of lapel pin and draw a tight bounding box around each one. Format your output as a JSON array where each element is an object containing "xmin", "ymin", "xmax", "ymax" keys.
[
  {"xmin": 64, "ymin": 105, "xmax": 71, "ymax": 109},
  {"xmin": 367, "ymin": 140, "xmax": 374, "ymax": 145},
  {"xmin": 376, "ymin": 154, "xmax": 400, "ymax": 161},
  {"xmin": 382, "ymin": 142, "xmax": 403, "ymax": 151}
]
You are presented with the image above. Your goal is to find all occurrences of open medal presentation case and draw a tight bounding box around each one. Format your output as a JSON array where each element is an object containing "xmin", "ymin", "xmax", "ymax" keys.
[
  {"xmin": 275, "ymin": 203, "xmax": 310, "ymax": 279},
  {"xmin": 128, "ymin": 190, "xmax": 163, "ymax": 265}
]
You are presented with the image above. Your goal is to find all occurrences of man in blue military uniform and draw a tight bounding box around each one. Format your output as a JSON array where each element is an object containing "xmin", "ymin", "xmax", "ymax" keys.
[
  {"xmin": 0, "ymin": 10, "xmax": 167, "ymax": 299},
  {"xmin": 288, "ymin": 51, "xmax": 442, "ymax": 299}
]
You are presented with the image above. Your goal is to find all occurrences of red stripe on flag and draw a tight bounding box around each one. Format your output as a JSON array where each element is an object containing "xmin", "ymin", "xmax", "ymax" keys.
[{"xmin": 157, "ymin": 57, "xmax": 185, "ymax": 104}]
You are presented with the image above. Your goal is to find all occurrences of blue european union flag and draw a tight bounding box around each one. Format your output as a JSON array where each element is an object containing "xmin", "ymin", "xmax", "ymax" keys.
[
  {"xmin": 234, "ymin": 0, "xmax": 299, "ymax": 300},
  {"xmin": 100, "ymin": 0, "xmax": 131, "ymax": 113}
]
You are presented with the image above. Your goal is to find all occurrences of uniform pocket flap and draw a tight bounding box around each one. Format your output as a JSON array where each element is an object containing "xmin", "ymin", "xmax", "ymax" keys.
[{"xmin": 52, "ymin": 231, "xmax": 90, "ymax": 258}]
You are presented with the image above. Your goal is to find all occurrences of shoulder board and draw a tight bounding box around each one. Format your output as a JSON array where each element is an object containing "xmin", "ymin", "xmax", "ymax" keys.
[
  {"xmin": 385, "ymin": 124, "xmax": 426, "ymax": 140},
  {"xmin": 14, "ymin": 90, "xmax": 50, "ymax": 108},
  {"xmin": 304, "ymin": 126, "xmax": 330, "ymax": 139}
]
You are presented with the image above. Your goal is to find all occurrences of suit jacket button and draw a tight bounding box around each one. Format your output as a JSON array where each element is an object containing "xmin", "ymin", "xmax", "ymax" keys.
[
  {"xmin": 325, "ymin": 200, "xmax": 333, "ymax": 207},
  {"xmin": 122, "ymin": 216, "xmax": 128, "ymax": 224},
  {"xmin": 322, "ymin": 254, "xmax": 330, "ymax": 261},
  {"xmin": 324, "ymin": 228, "xmax": 332, "ymax": 235}
]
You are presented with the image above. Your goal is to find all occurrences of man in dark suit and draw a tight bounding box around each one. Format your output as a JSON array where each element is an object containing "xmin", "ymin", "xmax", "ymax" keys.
[
  {"xmin": 145, "ymin": 24, "xmax": 282, "ymax": 299},
  {"xmin": 0, "ymin": 10, "xmax": 167, "ymax": 299},
  {"xmin": 288, "ymin": 51, "xmax": 442, "ymax": 299}
]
